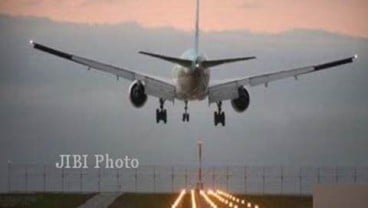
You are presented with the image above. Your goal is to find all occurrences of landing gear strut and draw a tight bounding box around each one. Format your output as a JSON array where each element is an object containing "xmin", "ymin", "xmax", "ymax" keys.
[
  {"xmin": 214, "ymin": 101, "xmax": 225, "ymax": 126},
  {"xmin": 182, "ymin": 100, "xmax": 190, "ymax": 122},
  {"xmin": 156, "ymin": 98, "xmax": 167, "ymax": 124}
]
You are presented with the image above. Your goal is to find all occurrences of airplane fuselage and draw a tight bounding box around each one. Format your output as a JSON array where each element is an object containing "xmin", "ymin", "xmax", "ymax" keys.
[{"xmin": 173, "ymin": 49, "xmax": 210, "ymax": 101}]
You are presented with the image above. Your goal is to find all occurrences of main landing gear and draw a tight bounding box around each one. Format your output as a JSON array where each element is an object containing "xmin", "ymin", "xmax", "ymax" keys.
[
  {"xmin": 214, "ymin": 101, "xmax": 225, "ymax": 126},
  {"xmin": 155, "ymin": 99, "xmax": 225, "ymax": 126},
  {"xmin": 156, "ymin": 98, "xmax": 167, "ymax": 123},
  {"xmin": 182, "ymin": 100, "xmax": 189, "ymax": 122}
]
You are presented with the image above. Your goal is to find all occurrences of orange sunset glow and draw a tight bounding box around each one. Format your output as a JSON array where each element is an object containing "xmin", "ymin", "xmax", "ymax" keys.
[{"xmin": 1, "ymin": 0, "xmax": 367, "ymax": 38}]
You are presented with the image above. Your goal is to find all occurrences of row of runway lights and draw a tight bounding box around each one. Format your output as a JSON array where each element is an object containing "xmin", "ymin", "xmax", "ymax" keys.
[
  {"xmin": 200, "ymin": 190, "xmax": 218, "ymax": 208},
  {"xmin": 171, "ymin": 189, "xmax": 259, "ymax": 208},
  {"xmin": 213, "ymin": 189, "xmax": 259, "ymax": 208}
]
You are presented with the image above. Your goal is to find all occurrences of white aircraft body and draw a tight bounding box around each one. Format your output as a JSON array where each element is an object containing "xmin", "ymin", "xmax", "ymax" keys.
[{"xmin": 31, "ymin": 0, "xmax": 357, "ymax": 126}]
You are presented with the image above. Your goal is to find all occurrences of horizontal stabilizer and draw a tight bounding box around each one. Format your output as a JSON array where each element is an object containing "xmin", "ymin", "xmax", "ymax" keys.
[
  {"xmin": 139, "ymin": 51, "xmax": 192, "ymax": 68},
  {"xmin": 202, "ymin": 56, "xmax": 256, "ymax": 68}
]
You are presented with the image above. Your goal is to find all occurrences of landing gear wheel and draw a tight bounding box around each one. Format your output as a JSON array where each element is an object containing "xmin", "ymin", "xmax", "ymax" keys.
[
  {"xmin": 156, "ymin": 109, "xmax": 160, "ymax": 123},
  {"xmin": 214, "ymin": 112, "xmax": 218, "ymax": 126},
  {"xmin": 182, "ymin": 113, "xmax": 190, "ymax": 122},
  {"xmin": 220, "ymin": 112, "xmax": 225, "ymax": 126},
  {"xmin": 163, "ymin": 109, "xmax": 167, "ymax": 123}
]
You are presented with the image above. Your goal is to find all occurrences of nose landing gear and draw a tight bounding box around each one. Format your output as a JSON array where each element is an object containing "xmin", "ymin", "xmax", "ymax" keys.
[
  {"xmin": 156, "ymin": 98, "xmax": 167, "ymax": 124},
  {"xmin": 214, "ymin": 101, "xmax": 225, "ymax": 126}
]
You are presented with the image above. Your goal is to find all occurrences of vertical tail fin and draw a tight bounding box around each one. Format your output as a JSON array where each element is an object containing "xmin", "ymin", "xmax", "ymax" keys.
[{"xmin": 194, "ymin": 0, "xmax": 200, "ymax": 56}]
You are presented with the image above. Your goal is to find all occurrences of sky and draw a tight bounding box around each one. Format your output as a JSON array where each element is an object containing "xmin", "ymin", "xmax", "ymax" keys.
[
  {"xmin": 0, "ymin": 1, "xmax": 368, "ymax": 192},
  {"xmin": 0, "ymin": 0, "xmax": 368, "ymax": 38}
]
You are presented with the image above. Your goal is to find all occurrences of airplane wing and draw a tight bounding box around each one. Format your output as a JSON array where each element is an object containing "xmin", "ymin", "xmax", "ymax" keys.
[
  {"xmin": 208, "ymin": 55, "xmax": 358, "ymax": 104},
  {"xmin": 30, "ymin": 41, "xmax": 176, "ymax": 102}
]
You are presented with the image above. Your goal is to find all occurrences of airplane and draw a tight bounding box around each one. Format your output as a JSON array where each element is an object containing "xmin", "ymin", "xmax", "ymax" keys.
[{"xmin": 30, "ymin": 0, "xmax": 357, "ymax": 126}]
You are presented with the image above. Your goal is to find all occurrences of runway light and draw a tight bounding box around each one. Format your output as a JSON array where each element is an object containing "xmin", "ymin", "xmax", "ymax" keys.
[
  {"xmin": 191, "ymin": 189, "xmax": 197, "ymax": 208},
  {"xmin": 216, "ymin": 189, "xmax": 241, "ymax": 203},
  {"xmin": 171, "ymin": 189, "xmax": 186, "ymax": 208},
  {"xmin": 212, "ymin": 189, "xmax": 256, "ymax": 208},
  {"xmin": 200, "ymin": 190, "xmax": 218, "ymax": 208},
  {"xmin": 208, "ymin": 190, "xmax": 228, "ymax": 206}
]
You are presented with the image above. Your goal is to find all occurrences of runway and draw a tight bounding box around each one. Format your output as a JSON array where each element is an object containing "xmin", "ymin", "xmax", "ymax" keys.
[{"xmin": 77, "ymin": 193, "xmax": 121, "ymax": 208}]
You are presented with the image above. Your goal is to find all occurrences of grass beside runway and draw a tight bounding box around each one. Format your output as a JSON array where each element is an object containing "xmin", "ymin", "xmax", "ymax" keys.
[{"xmin": 0, "ymin": 193, "xmax": 94, "ymax": 208}]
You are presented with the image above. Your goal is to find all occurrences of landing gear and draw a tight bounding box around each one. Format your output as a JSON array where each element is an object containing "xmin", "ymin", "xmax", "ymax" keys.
[
  {"xmin": 182, "ymin": 100, "xmax": 190, "ymax": 122},
  {"xmin": 156, "ymin": 98, "xmax": 167, "ymax": 124},
  {"xmin": 214, "ymin": 101, "xmax": 225, "ymax": 126}
]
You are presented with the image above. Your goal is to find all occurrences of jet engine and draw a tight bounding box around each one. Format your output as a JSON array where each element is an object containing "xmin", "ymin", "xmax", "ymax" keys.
[
  {"xmin": 231, "ymin": 86, "xmax": 250, "ymax": 113},
  {"xmin": 129, "ymin": 80, "xmax": 147, "ymax": 108}
]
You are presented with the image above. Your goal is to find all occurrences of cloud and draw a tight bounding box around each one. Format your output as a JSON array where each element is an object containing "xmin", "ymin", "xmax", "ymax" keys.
[
  {"xmin": 0, "ymin": 0, "xmax": 367, "ymax": 37},
  {"xmin": 241, "ymin": 0, "xmax": 262, "ymax": 9},
  {"xmin": 0, "ymin": 0, "xmax": 40, "ymax": 6},
  {"xmin": 79, "ymin": 0, "xmax": 128, "ymax": 6}
]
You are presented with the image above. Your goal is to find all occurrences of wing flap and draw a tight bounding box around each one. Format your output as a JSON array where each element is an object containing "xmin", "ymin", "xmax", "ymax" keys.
[
  {"xmin": 144, "ymin": 77, "xmax": 176, "ymax": 102},
  {"xmin": 208, "ymin": 82, "xmax": 239, "ymax": 103},
  {"xmin": 247, "ymin": 66, "xmax": 312, "ymax": 86}
]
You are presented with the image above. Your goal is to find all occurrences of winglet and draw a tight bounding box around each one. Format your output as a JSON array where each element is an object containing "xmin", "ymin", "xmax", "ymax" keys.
[{"xmin": 353, "ymin": 54, "xmax": 358, "ymax": 60}]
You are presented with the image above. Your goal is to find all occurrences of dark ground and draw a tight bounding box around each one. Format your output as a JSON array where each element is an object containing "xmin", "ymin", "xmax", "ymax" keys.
[{"xmin": 0, "ymin": 193, "xmax": 94, "ymax": 208}]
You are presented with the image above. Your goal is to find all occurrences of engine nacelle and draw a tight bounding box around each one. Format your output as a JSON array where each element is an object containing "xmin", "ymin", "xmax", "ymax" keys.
[
  {"xmin": 129, "ymin": 80, "xmax": 147, "ymax": 108},
  {"xmin": 231, "ymin": 86, "xmax": 250, "ymax": 113}
]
